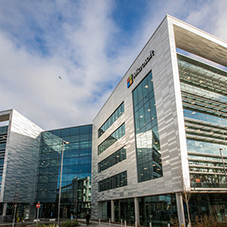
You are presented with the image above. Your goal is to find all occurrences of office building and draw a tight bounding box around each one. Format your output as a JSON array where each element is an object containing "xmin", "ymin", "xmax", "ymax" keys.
[
  {"xmin": 91, "ymin": 15, "xmax": 227, "ymax": 226},
  {"xmin": 0, "ymin": 109, "xmax": 92, "ymax": 220},
  {"xmin": 0, "ymin": 109, "xmax": 43, "ymax": 219},
  {"xmin": 35, "ymin": 124, "xmax": 92, "ymax": 218}
]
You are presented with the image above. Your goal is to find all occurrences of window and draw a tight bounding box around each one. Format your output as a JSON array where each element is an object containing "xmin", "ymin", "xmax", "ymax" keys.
[
  {"xmin": 98, "ymin": 147, "xmax": 126, "ymax": 172},
  {"xmin": 133, "ymin": 71, "xmax": 163, "ymax": 182},
  {"xmin": 98, "ymin": 171, "xmax": 127, "ymax": 192},
  {"xmin": 98, "ymin": 124, "xmax": 125, "ymax": 155},
  {"xmin": 98, "ymin": 103, "xmax": 124, "ymax": 137}
]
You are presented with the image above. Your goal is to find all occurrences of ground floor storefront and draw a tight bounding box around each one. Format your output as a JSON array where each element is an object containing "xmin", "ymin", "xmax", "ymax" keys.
[
  {"xmin": 189, "ymin": 193, "xmax": 227, "ymax": 222},
  {"xmin": 0, "ymin": 203, "xmax": 31, "ymax": 222},
  {"xmin": 36, "ymin": 202, "xmax": 91, "ymax": 219},
  {"xmin": 100, "ymin": 193, "xmax": 178, "ymax": 227},
  {"xmin": 98, "ymin": 193, "xmax": 227, "ymax": 227},
  {"xmin": 0, "ymin": 201, "xmax": 91, "ymax": 222}
]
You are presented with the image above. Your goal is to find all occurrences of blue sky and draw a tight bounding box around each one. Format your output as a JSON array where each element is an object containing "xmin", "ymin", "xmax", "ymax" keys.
[{"xmin": 0, "ymin": 0, "xmax": 227, "ymax": 130}]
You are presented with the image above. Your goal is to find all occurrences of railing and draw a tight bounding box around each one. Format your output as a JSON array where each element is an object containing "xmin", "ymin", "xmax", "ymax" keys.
[{"xmin": 191, "ymin": 182, "xmax": 227, "ymax": 188}]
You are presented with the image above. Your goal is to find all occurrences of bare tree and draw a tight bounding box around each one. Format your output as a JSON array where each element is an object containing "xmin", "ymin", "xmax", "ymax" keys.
[
  {"xmin": 181, "ymin": 188, "xmax": 191, "ymax": 227},
  {"xmin": 180, "ymin": 170, "xmax": 192, "ymax": 227}
]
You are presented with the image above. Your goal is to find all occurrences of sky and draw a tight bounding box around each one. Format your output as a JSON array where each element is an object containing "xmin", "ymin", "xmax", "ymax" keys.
[{"xmin": 0, "ymin": 0, "xmax": 227, "ymax": 130}]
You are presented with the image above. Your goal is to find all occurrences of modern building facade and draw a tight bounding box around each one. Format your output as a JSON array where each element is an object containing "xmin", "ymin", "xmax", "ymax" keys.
[
  {"xmin": 35, "ymin": 124, "xmax": 92, "ymax": 219},
  {"xmin": 91, "ymin": 15, "xmax": 227, "ymax": 226},
  {"xmin": 0, "ymin": 109, "xmax": 92, "ymax": 221},
  {"xmin": 0, "ymin": 109, "xmax": 43, "ymax": 219}
]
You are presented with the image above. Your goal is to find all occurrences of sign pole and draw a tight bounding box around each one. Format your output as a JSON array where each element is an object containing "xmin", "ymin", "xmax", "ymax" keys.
[
  {"xmin": 36, "ymin": 202, "xmax": 40, "ymax": 227},
  {"xmin": 36, "ymin": 207, "xmax": 39, "ymax": 227}
]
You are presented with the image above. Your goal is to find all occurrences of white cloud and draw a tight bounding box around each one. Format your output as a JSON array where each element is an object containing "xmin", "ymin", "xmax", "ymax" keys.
[
  {"xmin": 0, "ymin": 0, "xmax": 226, "ymax": 130},
  {"xmin": 0, "ymin": 0, "xmax": 121, "ymax": 129}
]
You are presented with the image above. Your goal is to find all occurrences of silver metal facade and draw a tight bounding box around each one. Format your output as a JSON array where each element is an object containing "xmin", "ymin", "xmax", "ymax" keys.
[
  {"xmin": 1, "ymin": 109, "xmax": 43, "ymax": 204},
  {"xmin": 91, "ymin": 15, "xmax": 227, "ymax": 220}
]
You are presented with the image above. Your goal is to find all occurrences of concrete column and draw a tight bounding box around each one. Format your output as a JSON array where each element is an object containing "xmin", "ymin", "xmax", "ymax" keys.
[
  {"xmin": 176, "ymin": 193, "xmax": 185, "ymax": 227},
  {"xmin": 111, "ymin": 200, "xmax": 115, "ymax": 222},
  {"xmin": 97, "ymin": 202, "xmax": 103, "ymax": 220},
  {"xmin": 134, "ymin": 197, "xmax": 140, "ymax": 225},
  {"xmin": 2, "ymin": 203, "xmax": 7, "ymax": 216}
]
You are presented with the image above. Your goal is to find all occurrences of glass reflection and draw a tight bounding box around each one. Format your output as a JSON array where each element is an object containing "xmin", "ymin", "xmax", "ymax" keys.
[
  {"xmin": 98, "ymin": 147, "xmax": 126, "ymax": 172},
  {"xmin": 98, "ymin": 171, "xmax": 127, "ymax": 192},
  {"xmin": 98, "ymin": 103, "xmax": 124, "ymax": 137},
  {"xmin": 36, "ymin": 125, "xmax": 92, "ymax": 218},
  {"xmin": 133, "ymin": 71, "xmax": 162, "ymax": 182},
  {"xmin": 98, "ymin": 124, "xmax": 125, "ymax": 155}
]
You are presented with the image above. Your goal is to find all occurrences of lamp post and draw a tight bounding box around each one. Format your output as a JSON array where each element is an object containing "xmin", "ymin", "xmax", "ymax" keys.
[
  {"xmin": 57, "ymin": 140, "xmax": 70, "ymax": 227},
  {"xmin": 219, "ymin": 148, "xmax": 227, "ymax": 182}
]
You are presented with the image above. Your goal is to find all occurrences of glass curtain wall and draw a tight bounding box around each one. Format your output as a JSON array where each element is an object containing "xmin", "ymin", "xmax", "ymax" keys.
[
  {"xmin": 189, "ymin": 193, "xmax": 227, "ymax": 222},
  {"xmin": 114, "ymin": 198, "xmax": 135, "ymax": 224},
  {"xmin": 178, "ymin": 53, "xmax": 227, "ymax": 188},
  {"xmin": 132, "ymin": 71, "xmax": 162, "ymax": 183},
  {"xmin": 139, "ymin": 194, "xmax": 178, "ymax": 227},
  {"xmin": 35, "ymin": 125, "xmax": 92, "ymax": 218}
]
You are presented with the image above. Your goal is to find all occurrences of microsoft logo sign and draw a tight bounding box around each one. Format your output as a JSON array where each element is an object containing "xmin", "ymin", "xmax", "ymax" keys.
[
  {"xmin": 127, "ymin": 50, "xmax": 154, "ymax": 88},
  {"xmin": 127, "ymin": 74, "xmax": 133, "ymax": 88}
]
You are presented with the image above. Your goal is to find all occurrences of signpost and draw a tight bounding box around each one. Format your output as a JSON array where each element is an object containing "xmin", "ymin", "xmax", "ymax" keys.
[{"xmin": 36, "ymin": 202, "xmax": 40, "ymax": 227}]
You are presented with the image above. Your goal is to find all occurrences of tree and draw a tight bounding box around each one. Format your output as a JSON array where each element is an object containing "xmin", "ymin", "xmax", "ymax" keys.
[
  {"xmin": 180, "ymin": 169, "xmax": 192, "ymax": 227},
  {"xmin": 181, "ymin": 188, "xmax": 191, "ymax": 227}
]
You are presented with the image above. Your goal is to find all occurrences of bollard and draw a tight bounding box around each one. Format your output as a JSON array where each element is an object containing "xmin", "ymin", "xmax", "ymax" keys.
[
  {"xmin": 125, "ymin": 220, "xmax": 127, "ymax": 227},
  {"xmin": 109, "ymin": 219, "xmax": 111, "ymax": 227},
  {"xmin": 99, "ymin": 219, "xmax": 100, "ymax": 227},
  {"xmin": 150, "ymin": 222, "xmax": 152, "ymax": 227},
  {"xmin": 121, "ymin": 219, "xmax": 122, "ymax": 227},
  {"xmin": 167, "ymin": 223, "xmax": 170, "ymax": 227}
]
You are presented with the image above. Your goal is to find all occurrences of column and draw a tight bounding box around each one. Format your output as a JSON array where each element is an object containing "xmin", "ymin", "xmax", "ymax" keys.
[
  {"xmin": 134, "ymin": 197, "xmax": 140, "ymax": 225},
  {"xmin": 97, "ymin": 202, "xmax": 103, "ymax": 220},
  {"xmin": 176, "ymin": 193, "xmax": 185, "ymax": 226},
  {"xmin": 111, "ymin": 200, "xmax": 115, "ymax": 222},
  {"xmin": 2, "ymin": 203, "xmax": 7, "ymax": 216}
]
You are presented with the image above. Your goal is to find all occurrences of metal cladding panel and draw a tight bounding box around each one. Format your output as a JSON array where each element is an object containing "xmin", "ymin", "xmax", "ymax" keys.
[
  {"xmin": 2, "ymin": 110, "xmax": 43, "ymax": 204},
  {"xmin": 91, "ymin": 17, "xmax": 188, "ymax": 219}
]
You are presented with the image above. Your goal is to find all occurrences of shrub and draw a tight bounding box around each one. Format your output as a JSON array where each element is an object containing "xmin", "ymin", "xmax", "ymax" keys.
[
  {"xmin": 170, "ymin": 215, "xmax": 227, "ymax": 227},
  {"xmin": 61, "ymin": 220, "xmax": 79, "ymax": 227},
  {"xmin": 37, "ymin": 224, "xmax": 55, "ymax": 227}
]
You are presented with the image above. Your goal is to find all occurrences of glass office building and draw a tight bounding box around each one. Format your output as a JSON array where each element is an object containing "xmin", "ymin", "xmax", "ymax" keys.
[
  {"xmin": 91, "ymin": 15, "xmax": 227, "ymax": 227},
  {"xmin": 35, "ymin": 124, "xmax": 92, "ymax": 218}
]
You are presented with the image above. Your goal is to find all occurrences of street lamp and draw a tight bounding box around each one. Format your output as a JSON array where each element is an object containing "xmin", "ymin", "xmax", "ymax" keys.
[
  {"xmin": 57, "ymin": 140, "xmax": 70, "ymax": 227},
  {"xmin": 219, "ymin": 148, "xmax": 227, "ymax": 182}
]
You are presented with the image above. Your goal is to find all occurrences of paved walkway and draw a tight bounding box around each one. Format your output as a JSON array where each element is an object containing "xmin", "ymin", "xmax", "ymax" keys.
[
  {"xmin": 78, "ymin": 219, "xmax": 131, "ymax": 227},
  {"xmin": 0, "ymin": 219, "xmax": 128, "ymax": 227}
]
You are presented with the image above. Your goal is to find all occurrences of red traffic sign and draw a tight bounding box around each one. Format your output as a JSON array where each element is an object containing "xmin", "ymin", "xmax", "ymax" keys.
[{"xmin": 36, "ymin": 203, "xmax": 40, "ymax": 208}]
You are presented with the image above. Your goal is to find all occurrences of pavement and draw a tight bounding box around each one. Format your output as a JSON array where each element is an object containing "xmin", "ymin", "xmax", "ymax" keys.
[
  {"xmin": 78, "ymin": 219, "xmax": 125, "ymax": 227},
  {"xmin": 0, "ymin": 219, "xmax": 127, "ymax": 227}
]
